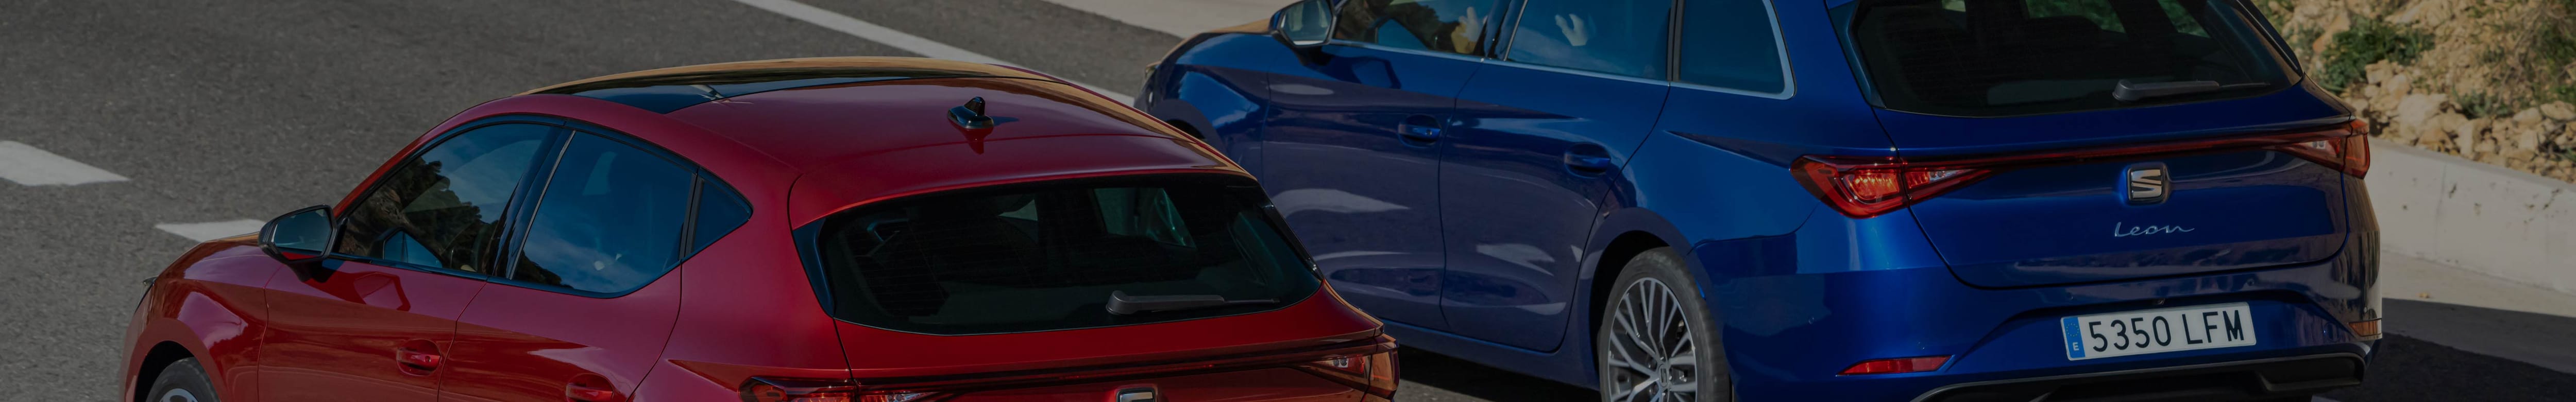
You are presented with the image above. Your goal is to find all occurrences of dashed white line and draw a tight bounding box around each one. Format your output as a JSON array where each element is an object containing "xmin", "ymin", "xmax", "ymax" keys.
[
  {"xmin": 724, "ymin": 0, "xmax": 1138, "ymax": 105},
  {"xmin": 155, "ymin": 219, "xmax": 265, "ymax": 242},
  {"xmin": 0, "ymin": 141, "xmax": 129, "ymax": 186}
]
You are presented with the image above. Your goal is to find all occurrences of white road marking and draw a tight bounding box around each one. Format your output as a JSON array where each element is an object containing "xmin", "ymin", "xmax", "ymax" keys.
[
  {"xmin": 155, "ymin": 219, "xmax": 265, "ymax": 242},
  {"xmin": 0, "ymin": 141, "xmax": 129, "ymax": 186},
  {"xmin": 725, "ymin": 0, "xmax": 1138, "ymax": 105}
]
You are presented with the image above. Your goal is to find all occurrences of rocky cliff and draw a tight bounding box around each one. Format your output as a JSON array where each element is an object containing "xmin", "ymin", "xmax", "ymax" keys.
[{"xmin": 2256, "ymin": 0, "xmax": 2576, "ymax": 181}]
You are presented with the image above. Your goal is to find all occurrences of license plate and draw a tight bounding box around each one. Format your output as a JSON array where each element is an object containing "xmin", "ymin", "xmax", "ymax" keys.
[{"xmin": 2060, "ymin": 303, "xmax": 2256, "ymax": 360}]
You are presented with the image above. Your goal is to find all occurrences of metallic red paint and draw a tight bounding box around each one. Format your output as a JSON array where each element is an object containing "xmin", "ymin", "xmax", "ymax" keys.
[{"xmin": 121, "ymin": 57, "xmax": 1388, "ymax": 401}]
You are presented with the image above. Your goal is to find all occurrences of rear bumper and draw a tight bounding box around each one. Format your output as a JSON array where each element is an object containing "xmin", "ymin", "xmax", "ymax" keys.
[
  {"xmin": 1694, "ymin": 223, "xmax": 2379, "ymax": 401},
  {"xmin": 1912, "ymin": 353, "xmax": 2364, "ymax": 402}
]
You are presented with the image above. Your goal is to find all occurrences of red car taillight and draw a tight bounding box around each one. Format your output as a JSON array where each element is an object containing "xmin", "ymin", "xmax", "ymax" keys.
[
  {"xmin": 1793, "ymin": 120, "xmax": 2371, "ymax": 218},
  {"xmin": 740, "ymin": 336, "xmax": 1400, "ymax": 402},
  {"xmin": 1291, "ymin": 346, "xmax": 1401, "ymax": 400}
]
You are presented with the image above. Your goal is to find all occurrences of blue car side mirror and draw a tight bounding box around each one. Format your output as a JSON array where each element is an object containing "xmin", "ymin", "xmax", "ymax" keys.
[{"xmin": 1272, "ymin": 0, "xmax": 1333, "ymax": 48}]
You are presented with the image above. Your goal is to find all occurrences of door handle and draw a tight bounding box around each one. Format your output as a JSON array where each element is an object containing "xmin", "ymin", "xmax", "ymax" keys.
[
  {"xmin": 1396, "ymin": 115, "xmax": 1442, "ymax": 144},
  {"xmin": 566, "ymin": 383, "xmax": 623, "ymax": 402},
  {"xmin": 1564, "ymin": 145, "xmax": 1615, "ymax": 173},
  {"xmin": 394, "ymin": 347, "xmax": 443, "ymax": 375}
]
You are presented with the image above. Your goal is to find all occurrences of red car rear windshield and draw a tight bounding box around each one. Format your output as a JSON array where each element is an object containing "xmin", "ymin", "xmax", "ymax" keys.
[
  {"xmin": 805, "ymin": 174, "xmax": 1319, "ymax": 335},
  {"xmin": 1837, "ymin": 0, "xmax": 2297, "ymax": 116}
]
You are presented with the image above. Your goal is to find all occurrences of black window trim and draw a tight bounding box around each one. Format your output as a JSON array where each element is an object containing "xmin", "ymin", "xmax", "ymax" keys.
[
  {"xmin": 325, "ymin": 115, "xmax": 571, "ymax": 280},
  {"xmin": 792, "ymin": 171, "xmax": 1326, "ymax": 337},
  {"xmin": 483, "ymin": 121, "xmax": 755, "ymax": 299}
]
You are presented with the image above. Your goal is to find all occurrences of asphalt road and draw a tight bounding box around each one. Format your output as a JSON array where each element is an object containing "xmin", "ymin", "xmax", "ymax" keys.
[{"xmin": 1, "ymin": 1, "xmax": 2570, "ymax": 400}]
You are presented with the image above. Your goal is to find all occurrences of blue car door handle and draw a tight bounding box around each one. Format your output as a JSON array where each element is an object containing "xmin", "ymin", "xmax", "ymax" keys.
[
  {"xmin": 1564, "ymin": 146, "xmax": 1615, "ymax": 173},
  {"xmin": 1396, "ymin": 115, "xmax": 1442, "ymax": 144}
]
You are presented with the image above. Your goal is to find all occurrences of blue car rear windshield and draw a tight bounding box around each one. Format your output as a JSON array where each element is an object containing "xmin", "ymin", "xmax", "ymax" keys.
[
  {"xmin": 1836, "ymin": 0, "xmax": 2296, "ymax": 117},
  {"xmin": 806, "ymin": 174, "xmax": 1319, "ymax": 335}
]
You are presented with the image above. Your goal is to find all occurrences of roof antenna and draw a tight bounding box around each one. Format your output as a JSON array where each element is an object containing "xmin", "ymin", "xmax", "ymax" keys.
[{"xmin": 950, "ymin": 97, "xmax": 995, "ymax": 129}]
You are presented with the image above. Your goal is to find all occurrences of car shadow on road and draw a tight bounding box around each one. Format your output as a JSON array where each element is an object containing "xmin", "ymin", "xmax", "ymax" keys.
[
  {"xmin": 2317, "ymin": 300, "xmax": 2576, "ymax": 402},
  {"xmin": 1397, "ymin": 347, "xmax": 1598, "ymax": 401}
]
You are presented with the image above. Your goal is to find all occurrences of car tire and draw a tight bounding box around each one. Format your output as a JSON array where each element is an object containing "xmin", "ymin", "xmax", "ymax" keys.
[
  {"xmin": 1597, "ymin": 247, "xmax": 1733, "ymax": 401},
  {"xmin": 145, "ymin": 358, "xmax": 220, "ymax": 402}
]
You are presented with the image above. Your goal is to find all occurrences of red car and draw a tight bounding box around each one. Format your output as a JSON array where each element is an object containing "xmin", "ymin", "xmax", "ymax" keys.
[{"xmin": 120, "ymin": 57, "xmax": 1395, "ymax": 402}]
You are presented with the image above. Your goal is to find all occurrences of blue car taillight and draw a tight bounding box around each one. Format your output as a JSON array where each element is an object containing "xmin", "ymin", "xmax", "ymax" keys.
[{"xmin": 1794, "ymin": 120, "xmax": 2370, "ymax": 218}]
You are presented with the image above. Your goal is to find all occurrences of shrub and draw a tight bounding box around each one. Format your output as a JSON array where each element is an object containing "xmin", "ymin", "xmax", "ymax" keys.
[
  {"xmin": 2318, "ymin": 19, "xmax": 2434, "ymax": 92},
  {"xmin": 2458, "ymin": 92, "xmax": 2513, "ymax": 118}
]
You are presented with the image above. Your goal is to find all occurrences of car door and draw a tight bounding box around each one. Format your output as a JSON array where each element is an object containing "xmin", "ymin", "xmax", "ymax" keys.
[
  {"xmin": 1258, "ymin": 0, "xmax": 1499, "ymax": 331},
  {"xmin": 1437, "ymin": 0, "xmax": 1676, "ymax": 352},
  {"xmin": 260, "ymin": 122, "xmax": 558, "ymax": 402},
  {"xmin": 440, "ymin": 130, "xmax": 745, "ymax": 402}
]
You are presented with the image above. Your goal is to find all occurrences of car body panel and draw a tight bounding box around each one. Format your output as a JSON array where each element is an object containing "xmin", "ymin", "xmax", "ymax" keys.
[
  {"xmin": 1433, "ymin": 62, "xmax": 1668, "ymax": 352},
  {"xmin": 831, "ymin": 286, "xmax": 1380, "ymax": 378},
  {"xmin": 438, "ymin": 272, "xmax": 685, "ymax": 402},
  {"xmin": 947, "ymin": 368, "xmax": 1363, "ymax": 401},
  {"xmin": 1140, "ymin": 0, "xmax": 2376, "ymax": 398},
  {"xmin": 128, "ymin": 57, "xmax": 1384, "ymax": 402},
  {"xmin": 1253, "ymin": 43, "xmax": 1486, "ymax": 331},
  {"xmin": 1873, "ymin": 86, "xmax": 2359, "ymax": 288},
  {"xmin": 256, "ymin": 259, "xmax": 486, "ymax": 402},
  {"xmin": 120, "ymin": 237, "xmax": 277, "ymax": 402}
]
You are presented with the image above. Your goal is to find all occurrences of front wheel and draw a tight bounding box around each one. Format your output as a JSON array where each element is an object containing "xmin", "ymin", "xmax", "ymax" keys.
[
  {"xmin": 1597, "ymin": 248, "xmax": 1732, "ymax": 402},
  {"xmin": 145, "ymin": 358, "xmax": 220, "ymax": 402}
]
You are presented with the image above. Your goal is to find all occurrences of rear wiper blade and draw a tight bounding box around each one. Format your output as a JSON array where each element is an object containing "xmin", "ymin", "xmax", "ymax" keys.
[
  {"xmin": 2112, "ymin": 79, "xmax": 2271, "ymax": 102},
  {"xmin": 1105, "ymin": 290, "xmax": 1278, "ymax": 315}
]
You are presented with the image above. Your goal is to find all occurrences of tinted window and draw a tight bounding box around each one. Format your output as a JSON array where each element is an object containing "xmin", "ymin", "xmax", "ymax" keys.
[
  {"xmin": 1331, "ymin": 0, "xmax": 1499, "ymax": 55},
  {"xmin": 689, "ymin": 177, "xmax": 751, "ymax": 252},
  {"xmin": 509, "ymin": 133, "xmax": 695, "ymax": 294},
  {"xmin": 1676, "ymin": 0, "xmax": 1788, "ymax": 93},
  {"xmin": 335, "ymin": 124, "xmax": 553, "ymax": 273},
  {"xmin": 1838, "ymin": 0, "xmax": 2292, "ymax": 116},
  {"xmin": 810, "ymin": 176, "xmax": 1318, "ymax": 335},
  {"xmin": 1506, "ymin": 0, "xmax": 1673, "ymax": 78}
]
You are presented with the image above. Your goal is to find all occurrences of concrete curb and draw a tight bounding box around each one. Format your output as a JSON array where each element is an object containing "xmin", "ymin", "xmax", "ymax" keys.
[{"xmin": 2367, "ymin": 138, "xmax": 2576, "ymax": 295}]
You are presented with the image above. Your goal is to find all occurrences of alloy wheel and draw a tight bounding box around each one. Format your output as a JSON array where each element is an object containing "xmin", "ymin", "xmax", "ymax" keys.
[{"xmin": 1604, "ymin": 277, "xmax": 1698, "ymax": 402}]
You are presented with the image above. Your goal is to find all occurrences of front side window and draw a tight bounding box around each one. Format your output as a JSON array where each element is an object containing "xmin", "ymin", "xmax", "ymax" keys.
[
  {"xmin": 1838, "ymin": 0, "xmax": 2292, "ymax": 116},
  {"xmin": 508, "ymin": 132, "xmax": 697, "ymax": 294},
  {"xmin": 334, "ymin": 123, "xmax": 553, "ymax": 273},
  {"xmin": 809, "ymin": 175, "xmax": 1318, "ymax": 335},
  {"xmin": 1677, "ymin": 0, "xmax": 1789, "ymax": 93},
  {"xmin": 1331, "ymin": 0, "xmax": 1500, "ymax": 56},
  {"xmin": 1506, "ymin": 0, "xmax": 1674, "ymax": 78}
]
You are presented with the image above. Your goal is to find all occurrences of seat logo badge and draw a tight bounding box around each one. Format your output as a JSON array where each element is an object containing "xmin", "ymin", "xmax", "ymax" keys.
[
  {"xmin": 2125, "ymin": 164, "xmax": 2170, "ymax": 204},
  {"xmin": 1114, "ymin": 386, "xmax": 1159, "ymax": 402}
]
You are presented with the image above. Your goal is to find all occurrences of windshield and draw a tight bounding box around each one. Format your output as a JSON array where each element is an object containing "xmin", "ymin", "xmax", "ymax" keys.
[
  {"xmin": 1836, "ymin": 0, "xmax": 2296, "ymax": 116},
  {"xmin": 805, "ymin": 174, "xmax": 1319, "ymax": 335}
]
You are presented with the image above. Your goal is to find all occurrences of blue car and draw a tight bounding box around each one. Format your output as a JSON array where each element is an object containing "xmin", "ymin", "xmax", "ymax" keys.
[{"xmin": 1138, "ymin": 0, "xmax": 2380, "ymax": 399}]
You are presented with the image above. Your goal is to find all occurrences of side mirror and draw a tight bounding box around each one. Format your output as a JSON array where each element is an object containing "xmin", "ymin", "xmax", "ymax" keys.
[
  {"xmin": 260, "ymin": 205, "xmax": 334, "ymax": 266},
  {"xmin": 1273, "ymin": 0, "xmax": 1334, "ymax": 48}
]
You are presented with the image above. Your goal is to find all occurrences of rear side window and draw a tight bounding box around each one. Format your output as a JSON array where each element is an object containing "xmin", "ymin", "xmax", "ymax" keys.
[
  {"xmin": 690, "ymin": 177, "xmax": 751, "ymax": 253},
  {"xmin": 509, "ymin": 133, "xmax": 696, "ymax": 295},
  {"xmin": 809, "ymin": 175, "xmax": 1318, "ymax": 335},
  {"xmin": 1677, "ymin": 0, "xmax": 1790, "ymax": 93},
  {"xmin": 1838, "ymin": 0, "xmax": 2293, "ymax": 116},
  {"xmin": 1505, "ymin": 0, "xmax": 1673, "ymax": 78}
]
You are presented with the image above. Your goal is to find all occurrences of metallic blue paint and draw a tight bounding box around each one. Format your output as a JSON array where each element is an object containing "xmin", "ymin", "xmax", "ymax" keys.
[{"xmin": 1138, "ymin": 0, "xmax": 2378, "ymax": 398}]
